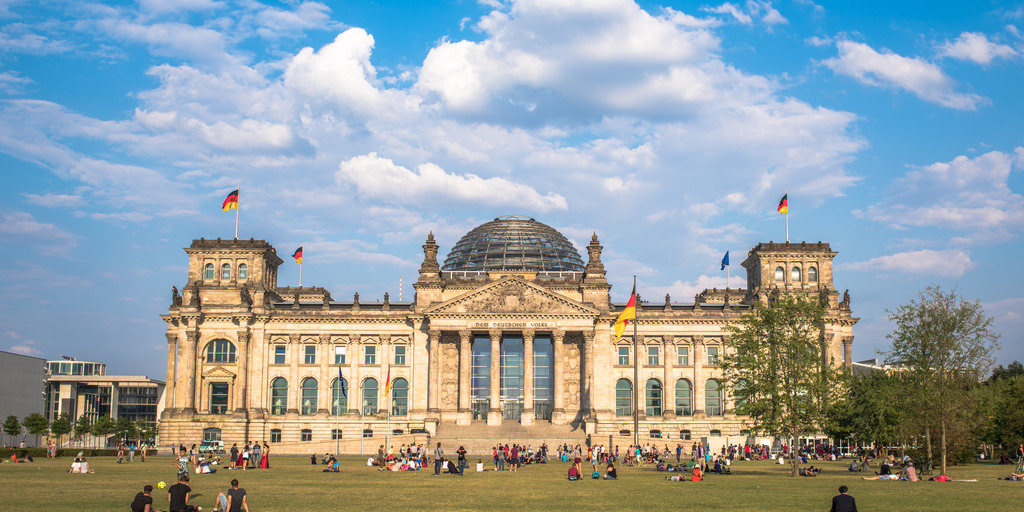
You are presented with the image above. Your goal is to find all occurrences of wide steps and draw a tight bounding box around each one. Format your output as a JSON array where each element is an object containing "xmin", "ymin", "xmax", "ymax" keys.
[{"xmin": 431, "ymin": 421, "xmax": 586, "ymax": 456}]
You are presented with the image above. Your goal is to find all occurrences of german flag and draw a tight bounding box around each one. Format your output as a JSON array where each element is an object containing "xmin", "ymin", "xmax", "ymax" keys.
[
  {"xmin": 292, "ymin": 247, "xmax": 303, "ymax": 264},
  {"xmin": 383, "ymin": 367, "xmax": 392, "ymax": 398},
  {"xmin": 777, "ymin": 193, "xmax": 788, "ymax": 215},
  {"xmin": 222, "ymin": 189, "xmax": 239, "ymax": 211},
  {"xmin": 612, "ymin": 284, "xmax": 637, "ymax": 343}
]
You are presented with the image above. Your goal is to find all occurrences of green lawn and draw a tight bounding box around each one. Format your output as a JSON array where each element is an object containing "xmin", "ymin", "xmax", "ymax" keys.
[{"xmin": 1, "ymin": 455, "xmax": 1018, "ymax": 511}]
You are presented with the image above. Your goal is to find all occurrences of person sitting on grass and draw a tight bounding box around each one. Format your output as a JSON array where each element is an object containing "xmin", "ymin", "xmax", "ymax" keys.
[
  {"xmin": 568, "ymin": 464, "xmax": 580, "ymax": 481},
  {"xmin": 167, "ymin": 475, "xmax": 202, "ymax": 512},
  {"xmin": 691, "ymin": 464, "xmax": 704, "ymax": 482},
  {"xmin": 213, "ymin": 478, "xmax": 248, "ymax": 512},
  {"xmin": 900, "ymin": 463, "xmax": 918, "ymax": 481},
  {"xmin": 130, "ymin": 484, "xmax": 161, "ymax": 512},
  {"xmin": 322, "ymin": 456, "xmax": 340, "ymax": 472},
  {"xmin": 603, "ymin": 462, "xmax": 618, "ymax": 480},
  {"xmin": 800, "ymin": 466, "xmax": 821, "ymax": 477}
]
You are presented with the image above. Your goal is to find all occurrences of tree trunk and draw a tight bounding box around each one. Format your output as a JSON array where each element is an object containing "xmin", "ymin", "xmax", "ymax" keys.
[
  {"xmin": 925, "ymin": 425, "xmax": 933, "ymax": 470},
  {"xmin": 940, "ymin": 420, "xmax": 947, "ymax": 476},
  {"xmin": 790, "ymin": 435, "xmax": 798, "ymax": 477}
]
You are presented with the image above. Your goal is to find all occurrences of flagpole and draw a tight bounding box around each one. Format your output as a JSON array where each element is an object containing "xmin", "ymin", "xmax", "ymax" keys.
[
  {"xmin": 726, "ymin": 247, "xmax": 730, "ymax": 289},
  {"xmin": 234, "ymin": 186, "xmax": 239, "ymax": 239},
  {"xmin": 335, "ymin": 378, "xmax": 340, "ymax": 457},
  {"xmin": 785, "ymin": 189, "xmax": 789, "ymax": 243},
  {"xmin": 299, "ymin": 261, "xmax": 303, "ymax": 287},
  {"xmin": 632, "ymin": 275, "xmax": 639, "ymax": 450},
  {"xmin": 385, "ymin": 364, "xmax": 390, "ymax": 459}
]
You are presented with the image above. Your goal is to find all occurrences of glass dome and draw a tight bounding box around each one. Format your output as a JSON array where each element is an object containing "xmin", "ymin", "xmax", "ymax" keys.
[{"xmin": 442, "ymin": 215, "xmax": 585, "ymax": 272}]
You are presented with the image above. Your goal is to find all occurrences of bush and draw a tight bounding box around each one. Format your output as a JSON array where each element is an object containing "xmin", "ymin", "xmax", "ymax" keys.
[{"xmin": 4, "ymin": 448, "xmax": 158, "ymax": 459}]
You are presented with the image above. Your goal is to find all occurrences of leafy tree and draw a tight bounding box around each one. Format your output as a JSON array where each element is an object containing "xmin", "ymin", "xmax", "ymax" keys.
[
  {"xmin": 73, "ymin": 415, "xmax": 91, "ymax": 441},
  {"xmin": 2, "ymin": 416, "xmax": 20, "ymax": 446},
  {"xmin": 115, "ymin": 417, "xmax": 138, "ymax": 443},
  {"xmin": 829, "ymin": 371, "xmax": 918, "ymax": 456},
  {"xmin": 883, "ymin": 285, "xmax": 1000, "ymax": 475},
  {"xmin": 723, "ymin": 293, "xmax": 846, "ymax": 477},
  {"xmin": 988, "ymin": 361, "xmax": 1024, "ymax": 382},
  {"xmin": 49, "ymin": 413, "xmax": 72, "ymax": 446},
  {"xmin": 21, "ymin": 413, "xmax": 49, "ymax": 447},
  {"xmin": 91, "ymin": 416, "xmax": 115, "ymax": 448}
]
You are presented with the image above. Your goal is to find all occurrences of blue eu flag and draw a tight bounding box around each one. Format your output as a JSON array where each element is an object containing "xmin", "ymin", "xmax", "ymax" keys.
[{"xmin": 720, "ymin": 251, "xmax": 729, "ymax": 271}]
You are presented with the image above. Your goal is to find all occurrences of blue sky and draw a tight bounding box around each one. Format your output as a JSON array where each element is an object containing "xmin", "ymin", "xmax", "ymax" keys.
[{"xmin": 2, "ymin": 0, "xmax": 1023, "ymax": 378}]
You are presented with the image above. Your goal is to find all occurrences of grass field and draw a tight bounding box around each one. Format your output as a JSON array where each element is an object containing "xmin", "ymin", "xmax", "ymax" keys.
[{"xmin": 1, "ymin": 455, "xmax": 1019, "ymax": 511}]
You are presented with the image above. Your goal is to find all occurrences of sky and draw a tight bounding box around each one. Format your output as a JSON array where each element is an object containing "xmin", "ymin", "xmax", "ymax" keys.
[{"xmin": 1, "ymin": 0, "xmax": 1023, "ymax": 379}]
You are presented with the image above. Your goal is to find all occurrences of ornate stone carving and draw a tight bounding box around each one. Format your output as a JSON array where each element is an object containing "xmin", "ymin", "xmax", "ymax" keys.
[
  {"xmin": 431, "ymin": 279, "xmax": 593, "ymax": 314},
  {"xmin": 171, "ymin": 286, "xmax": 182, "ymax": 307},
  {"xmin": 165, "ymin": 333, "xmax": 177, "ymax": 345},
  {"xmin": 664, "ymin": 294, "xmax": 672, "ymax": 311},
  {"xmin": 563, "ymin": 341, "xmax": 581, "ymax": 408},
  {"xmin": 186, "ymin": 330, "xmax": 199, "ymax": 345},
  {"xmin": 419, "ymin": 232, "xmax": 440, "ymax": 274},
  {"xmin": 380, "ymin": 334, "xmax": 391, "ymax": 344},
  {"xmin": 440, "ymin": 342, "xmax": 459, "ymax": 409},
  {"xmin": 352, "ymin": 292, "xmax": 360, "ymax": 311},
  {"xmin": 584, "ymin": 233, "xmax": 606, "ymax": 276},
  {"xmin": 237, "ymin": 330, "xmax": 251, "ymax": 345},
  {"xmin": 288, "ymin": 333, "xmax": 300, "ymax": 345},
  {"xmin": 189, "ymin": 281, "xmax": 200, "ymax": 307},
  {"xmin": 819, "ymin": 288, "xmax": 830, "ymax": 308},
  {"xmin": 319, "ymin": 333, "xmax": 331, "ymax": 345},
  {"xmin": 693, "ymin": 294, "xmax": 702, "ymax": 311},
  {"xmin": 240, "ymin": 284, "xmax": 252, "ymax": 308},
  {"xmin": 840, "ymin": 289, "xmax": 851, "ymax": 310},
  {"xmin": 692, "ymin": 335, "xmax": 704, "ymax": 347},
  {"xmin": 292, "ymin": 293, "xmax": 300, "ymax": 310},
  {"xmin": 382, "ymin": 292, "xmax": 390, "ymax": 312},
  {"xmin": 322, "ymin": 290, "xmax": 331, "ymax": 311}
]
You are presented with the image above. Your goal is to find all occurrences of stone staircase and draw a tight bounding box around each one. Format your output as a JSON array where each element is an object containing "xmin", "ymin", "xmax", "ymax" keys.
[{"xmin": 432, "ymin": 421, "xmax": 587, "ymax": 456}]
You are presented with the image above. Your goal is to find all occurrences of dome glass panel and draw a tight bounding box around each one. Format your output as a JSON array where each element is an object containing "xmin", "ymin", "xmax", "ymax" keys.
[{"xmin": 442, "ymin": 215, "xmax": 585, "ymax": 272}]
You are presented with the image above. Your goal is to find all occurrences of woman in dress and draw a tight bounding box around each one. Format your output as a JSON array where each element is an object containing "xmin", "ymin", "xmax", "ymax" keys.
[{"xmin": 259, "ymin": 442, "xmax": 269, "ymax": 468}]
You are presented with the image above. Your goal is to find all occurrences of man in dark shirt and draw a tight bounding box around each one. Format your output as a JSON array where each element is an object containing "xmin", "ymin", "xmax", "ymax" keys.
[
  {"xmin": 229, "ymin": 444, "xmax": 239, "ymax": 470},
  {"xmin": 167, "ymin": 475, "xmax": 202, "ymax": 512},
  {"xmin": 130, "ymin": 484, "xmax": 160, "ymax": 512},
  {"xmin": 829, "ymin": 485, "xmax": 858, "ymax": 512},
  {"xmin": 216, "ymin": 479, "xmax": 248, "ymax": 512}
]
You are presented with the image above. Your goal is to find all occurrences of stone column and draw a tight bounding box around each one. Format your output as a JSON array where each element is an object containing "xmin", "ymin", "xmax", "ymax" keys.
[
  {"xmin": 521, "ymin": 329, "xmax": 535, "ymax": 425},
  {"xmin": 379, "ymin": 334, "xmax": 391, "ymax": 414},
  {"xmin": 582, "ymin": 330, "xmax": 595, "ymax": 419},
  {"xmin": 458, "ymin": 330, "xmax": 472, "ymax": 425},
  {"xmin": 347, "ymin": 335, "xmax": 360, "ymax": 415},
  {"xmin": 318, "ymin": 333, "xmax": 331, "ymax": 414},
  {"xmin": 842, "ymin": 336, "xmax": 854, "ymax": 370},
  {"xmin": 164, "ymin": 333, "xmax": 177, "ymax": 413},
  {"xmin": 692, "ymin": 335, "xmax": 705, "ymax": 418},
  {"xmin": 235, "ymin": 330, "xmax": 250, "ymax": 415},
  {"xmin": 663, "ymin": 335, "xmax": 675, "ymax": 420},
  {"xmin": 287, "ymin": 334, "xmax": 300, "ymax": 414},
  {"xmin": 427, "ymin": 330, "xmax": 441, "ymax": 414},
  {"xmin": 551, "ymin": 329, "xmax": 566, "ymax": 424},
  {"xmin": 487, "ymin": 329, "xmax": 502, "ymax": 425},
  {"xmin": 184, "ymin": 330, "xmax": 199, "ymax": 412}
]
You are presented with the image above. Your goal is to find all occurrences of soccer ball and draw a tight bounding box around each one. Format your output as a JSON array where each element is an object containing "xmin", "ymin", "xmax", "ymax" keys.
[{"xmin": 157, "ymin": 481, "xmax": 166, "ymax": 489}]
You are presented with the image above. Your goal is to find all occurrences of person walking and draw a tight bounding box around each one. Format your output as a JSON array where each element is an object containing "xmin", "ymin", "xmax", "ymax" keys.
[
  {"xmin": 829, "ymin": 485, "xmax": 858, "ymax": 512},
  {"xmin": 174, "ymin": 447, "xmax": 191, "ymax": 482},
  {"xmin": 433, "ymin": 442, "xmax": 445, "ymax": 476}
]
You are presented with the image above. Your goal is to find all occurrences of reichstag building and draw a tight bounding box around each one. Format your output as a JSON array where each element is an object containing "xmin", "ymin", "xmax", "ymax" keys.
[{"xmin": 160, "ymin": 216, "xmax": 857, "ymax": 453}]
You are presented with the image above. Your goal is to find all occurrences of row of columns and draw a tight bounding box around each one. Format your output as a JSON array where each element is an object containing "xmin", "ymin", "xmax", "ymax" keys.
[{"xmin": 428, "ymin": 328, "xmax": 575, "ymax": 425}]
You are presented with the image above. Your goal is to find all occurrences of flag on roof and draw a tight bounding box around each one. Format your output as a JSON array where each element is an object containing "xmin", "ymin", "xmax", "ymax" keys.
[
  {"xmin": 292, "ymin": 247, "xmax": 303, "ymax": 264},
  {"xmin": 612, "ymin": 284, "xmax": 637, "ymax": 343},
  {"xmin": 777, "ymin": 193, "xmax": 788, "ymax": 215},
  {"xmin": 221, "ymin": 189, "xmax": 239, "ymax": 211}
]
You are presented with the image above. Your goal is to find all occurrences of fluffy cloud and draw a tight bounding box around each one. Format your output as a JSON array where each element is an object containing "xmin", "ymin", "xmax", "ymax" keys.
[
  {"xmin": 843, "ymin": 249, "xmax": 974, "ymax": 277},
  {"xmin": 938, "ymin": 32, "xmax": 1018, "ymax": 65},
  {"xmin": 856, "ymin": 149, "xmax": 1024, "ymax": 238},
  {"xmin": 336, "ymin": 153, "xmax": 569, "ymax": 213},
  {"xmin": 823, "ymin": 40, "xmax": 986, "ymax": 110},
  {"xmin": 0, "ymin": 70, "xmax": 32, "ymax": 94},
  {"xmin": 703, "ymin": 1, "xmax": 787, "ymax": 26},
  {"xmin": 0, "ymin": 209, "xmax": 79, "ymax": 256}
]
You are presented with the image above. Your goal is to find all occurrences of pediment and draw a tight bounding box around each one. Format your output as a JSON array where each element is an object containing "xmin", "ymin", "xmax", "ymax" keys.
[
  {"xmin": 425, "ymin": 277, "xmax": 598, "ymax": 316},
  {"xmin": 202, "ymin": 366, "xmax": 236, "ymax": 380}
]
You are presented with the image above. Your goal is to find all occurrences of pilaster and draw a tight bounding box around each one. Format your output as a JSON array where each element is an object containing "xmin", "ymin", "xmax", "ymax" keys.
[
  {"xmin": 457, "ymin": 330, "xmax": 472, "ymax": 425},
  {"xmin": 487, "ymin": 329, "xmax": 502, "ymax": 426},
  {"xmin": 521, "ymin": 329, "xmax": 535, "ymax": 426},
  {"xmin": 551, "ymin": 329, "xmax": 566, "ymax": 424}
]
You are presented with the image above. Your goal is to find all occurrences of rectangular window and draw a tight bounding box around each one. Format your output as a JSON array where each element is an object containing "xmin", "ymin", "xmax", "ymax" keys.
[
  {"xmin": 364, "ymin": 345, "xmax": 376, "ymax": 365},
  {"xmin": 270, "ymin": 429, "xmax": 281, "ymax": 443},
  {"xmin": 304, "ymin": 345, "xmax": 316, "ymax": 364},
  {"xmin": 617, "ymin": 346, "xmax": 629, "ymax": 365},
  {"xmin": 274, "ymin": 345, "xmax": 285, "ymax": 364},
  {"xmin": 210, "ymin": 383, "xmax": 229, "ymax": 414},
  {"xmin": 301, "ymin": 429, "xmax": 312, "ymax": 442},
  {"xmin": 332, "ymin": 429, "xmax": 342, "ymax": 440},
  {"xmin": 707, "ymin": 346, "xmax": 719, "ymax": 365},
  {"xmin": 677, "ymin": 346, "xmax": 689, "ymax": 365},
  {"xmin": 334, "ymin": 346, "xmax": 346, "ymax": 365},
  {"xmin": 647, "ymin": 346, "xmax": 659, "ymax": 365},
  {"xmin": 394, "ymin": 345, "xmax": 406, "ymax": 365}
]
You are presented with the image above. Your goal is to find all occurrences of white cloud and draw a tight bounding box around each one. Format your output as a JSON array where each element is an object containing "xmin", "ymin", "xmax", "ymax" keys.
[
  {"xmin": 0, "ymin": 25, "xmax": 72, "ymax": 55},
  {"xmin": 842, "ymin": 249, "xmax": 974, "ymax": 277},
  {"xmin": 703, "ymin": 1, "xmax": 787, "ymax": 26},
  {"xmin": 823, "ymin": 40, "xmax": 987, "ymax": 110},
  {"xmin": 644, "ymin": 275, "xmax": 735, "ymax": 301},
  {"xmin": 335, "ymin": 153, "xmax": 568, "ymax": 212},
  {"xmin": 137, "ymin": 0, "xmax": 224, "ymax": 14},
  {"xmin": 0, "ymin": 209, "xmax": 79, "ymax": 256},
  {"xmin": 23, "ymin": 193, "xmax": 83, "ymax": 207},
  {"xmin": 938, "ymin": 32, "xmax": 1018, "ymax": 65},
  {"xmin": 0, "ymin": 70, "xmax": 31, "ymax": 94},
  {"xmin": 253, "ymin": 2, "xmax": 334, "ymax": 39},
  {"xmin": 705, "ymin": 3, "xmax": 753, "ymax": 24},
  {"xmin": 857, "ymin": 149, "xmax": 1024, "ymax": 237}
]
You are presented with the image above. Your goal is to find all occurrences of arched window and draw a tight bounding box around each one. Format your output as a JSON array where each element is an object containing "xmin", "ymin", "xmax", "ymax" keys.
[
  {"xmin": 205, "ymin": 339, "xmax": 236, "ymax": 363},
  {"xmin": 645, "ymin": 379, "xmax": 663, "ymax": 416},
  {"xmin": 205, "ymin": 263, "xmax": 215, "ymax": 280},
  {"xmin": 774, "ymin": 266, "xmax": 784, "ymax": 282},
  {"xmin": 238, "ymin": 263, "xmax": 248, "ymax": 279},
  {"xmin": 615, "ymin": 379, "xmax": 632, "ymax": 416},
  {"xmin": 362, "ymin": 378, "xmax": 378, "ymax": 415},
  {"xmin": 270, "ymin": 377, "xmax": 287, "ymax": 415},
  {"xmin": 221, "ymin": 263, "xmax": 231, "ymax": 279},
  {"xmin": 705, "ymin": 379, "xmax": 721, "ymax": 416},
  {"xmin": 675, "ymin": 379, "xmax": 692, "ymax": 416},
  {"xmin": 734, "ymin": 379, "xmax": 750, "ymax": 412},
  {"xmin": 808, "ymin": 266, "xmax": 817, "ymax": 282},
  {"xmin": 331, "ymin": 378, "xmax": 348, "ymax": 415},
  {"xmin": 300, "ymin": 378, "xmax": 317, "ymax": 415},
  {"xmin": 391, "ymin": 378, "xmax": 408, "ymax": 416},
  {"xmin": 792, "ymin": 266, "xmax": 801, "ymax": 282}
]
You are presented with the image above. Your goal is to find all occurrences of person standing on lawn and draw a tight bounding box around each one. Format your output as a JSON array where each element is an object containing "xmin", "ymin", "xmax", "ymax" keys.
[
  {"xmin": 829, "ymin": 485, "xmax": 858, "ymax": 512},
  {"xmin": 434, "ymin": 442, "xmax": 445, "ymax": 476},
  {"xmin": 174, "ymin": 447, "xmax": 190, "ymax": 482}
]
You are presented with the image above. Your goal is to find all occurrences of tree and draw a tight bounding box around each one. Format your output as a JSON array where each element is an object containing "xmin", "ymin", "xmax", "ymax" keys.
[
  {"xmin": 49, "ymin": 413, "xmax": 72, "ymax": 447},
  {"xmin": 73, "ymin": 415, "xmax": 91, "ymax": 441},
  {"xmin": 828, "ymin": 371, "xmax": 917, "ymax": 456},
  {"xmin": 115, "ymin": 417, "xmax": 137, "ymax": 443},
  {"xmin": 21, "ymin": 413, "xmax": 49, "ymax": 447},
  {"xmin": 91, "ymin": 416, "xmax": 115, "ymax": 448},
  {"xmin": 723, "ymin": 293, "xmax": 846, "ymax": 477},
  {"xmin": 988, "ymin": 361, "xmax": 1024, "ymax": 382},
  {"xmin": 2, "ymin": 416, "xmax": 20, "ymax": 446},
  {"xmin": 883, "ymin": 285, "xmax": 1000, "ymax": 476}
]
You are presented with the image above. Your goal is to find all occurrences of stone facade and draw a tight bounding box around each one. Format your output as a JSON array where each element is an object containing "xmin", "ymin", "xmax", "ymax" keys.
[{"xmin": 159, "ymin": 232, "xmax": 857, "ymax": 454}]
